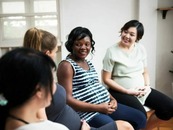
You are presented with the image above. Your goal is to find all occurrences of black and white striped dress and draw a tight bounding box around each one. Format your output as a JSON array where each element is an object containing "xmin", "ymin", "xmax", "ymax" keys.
[{"xmin": 65, "ymin": 57, "xmax": 110, "ymax": 122}]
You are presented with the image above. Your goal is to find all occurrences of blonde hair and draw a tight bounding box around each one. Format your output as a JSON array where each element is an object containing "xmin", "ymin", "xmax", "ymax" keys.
[{"xmin": 23, "ymin": 27, "xmax": 57, "ymax": 53}]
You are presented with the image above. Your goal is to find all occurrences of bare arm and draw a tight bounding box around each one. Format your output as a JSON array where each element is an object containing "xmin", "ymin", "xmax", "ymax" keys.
[
  {"xmin": 57, "ymin": 61, "xmax": 115, "ymax": 114},
  {"xmin": 81, "ymin": 120, "xmax": 90, "ymax": 130},
  {"xmin": 102, "ymin": 70, "xmax": 139, "ymax": 96},
  {"xmin": 138, "ymin": 67, "xmax": 151, "ymax": 96},
  {"xmin": 142, "ymin": 67, "xmax": 150, "ymax": 86}
]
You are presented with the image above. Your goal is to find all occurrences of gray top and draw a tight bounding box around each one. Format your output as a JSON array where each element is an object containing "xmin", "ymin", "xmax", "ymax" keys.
[
  {"xmin": 103, "ymin": 43, "xmax": 151, "ymax": 104},
  {"xmin": 46, "ymin": 84, "xmax": 117, "ymax": 130}
]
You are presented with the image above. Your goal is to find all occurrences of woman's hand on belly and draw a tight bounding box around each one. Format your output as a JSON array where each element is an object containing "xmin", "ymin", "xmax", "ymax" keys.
[{"xmin": 126, "ymin": 88, "xmax": 141, "ymax": 96}]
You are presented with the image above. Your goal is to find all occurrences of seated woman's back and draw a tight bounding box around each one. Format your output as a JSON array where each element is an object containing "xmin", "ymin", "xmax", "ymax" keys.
[{"xmin": 46, "ymin": 84, "xmax": 82, "ymax": 130}]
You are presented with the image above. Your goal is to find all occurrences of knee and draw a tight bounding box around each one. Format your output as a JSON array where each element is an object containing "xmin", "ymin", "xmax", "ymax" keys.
[
  {"xmin": 155, "ymin": 110, "xmax": 173, "ymax": 120},
  {"xmin": 139, "ymin": 113, "xmax": 147, "ymax": 128},
  {"xmin": 116, "ymin": 120, "xmax": 134, "ymax": 130}
]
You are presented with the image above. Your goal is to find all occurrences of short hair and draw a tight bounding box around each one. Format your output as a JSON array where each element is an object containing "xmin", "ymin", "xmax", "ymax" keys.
[{"xmin": 120, "ymin": 20, "xmax": 144, "ymax": 42}]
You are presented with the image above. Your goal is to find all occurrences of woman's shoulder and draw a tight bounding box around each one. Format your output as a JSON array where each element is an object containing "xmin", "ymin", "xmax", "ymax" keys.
[
  {"xmin": 105, "ymin": 42, "xmax": 120, "ymax": 56},
  {"xmin": 107, "ymin": 42, "xmax": 119, "ymax": 49},
  {"xmin": 106, "ymin": 43, "xmax": 120, "ymax": 54},
  {"xmin": 136, "ymin": 43, "xmax": 145, "ymax": 48},
  {"xmin": 136, "ymin": 43, "xmax": 147, "ymax": 53},
  {"xmin": 15, "ymin": 120, "xmax": 69, "ymax": 130},
  {"xmin": 59, "ymin": 56, "xmax": 76, "ymax": 66},
  {"xmin": 58, "ymin": 59, "xmax": 72, "ymax": 68},
  {"xmin": 57, "ymin": 58, "xmax": 74, "ymax": 77},
  {"xmin": 42, "ymin": 120, "xmax": 69, "ymax": 130}
]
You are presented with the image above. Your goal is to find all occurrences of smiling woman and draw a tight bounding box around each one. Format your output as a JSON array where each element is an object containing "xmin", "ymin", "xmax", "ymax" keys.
[
  {"xmin": 102, "ymin": 20, "xmax": 173, "ymax": 130},
  {"xmin": 57, "ymin": 26, "xmax": 147, "ymax": 130}
]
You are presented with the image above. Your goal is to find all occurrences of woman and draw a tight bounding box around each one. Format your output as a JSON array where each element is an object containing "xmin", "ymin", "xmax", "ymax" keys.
[
  {"xmin": 23, "ymin": 27, "xmax": 90, "ymax": 130},
  {"xmin": 102, "ymin": 20, "xmax": 173, "ymax": 130},
  {"xmin": 23, "ymin": 27, "xmax": 131, "ymax": 130},
  {"xmin": 0, "ymin": 48, "xmax": 68, "ymax": 130},
  {"xmin": 57, "ymin": 26, "xmax": 147, "ymax": 130}
]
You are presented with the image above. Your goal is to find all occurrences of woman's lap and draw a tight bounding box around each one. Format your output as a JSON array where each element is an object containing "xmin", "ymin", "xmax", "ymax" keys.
[
  {"xmin": 109, "ymin": 88, "xmax": 147, "ymax": 116},
  {"xmin": 110, "ymin": 103, "xmax": 146, "ymax": 129},
  {"xmin": 109, "ymin": 88, "xmax": 173, "ymax": 120},
  {"xmin": 89, "ymin": 103, "xmax": 146, "ymax": 129}
]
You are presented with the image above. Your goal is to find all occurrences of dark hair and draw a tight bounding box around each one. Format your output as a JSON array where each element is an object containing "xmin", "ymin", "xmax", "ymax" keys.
[
  {"xmin": 65, "ymin": 27, "xmax": 95, "ymax": 54},
  {"xmin": 0, "ymin": 47, "xmax": 56, "ymax": 130},
  {"xmin": 120, "ymin": 20, "xmax": 144, "ymax": 42}
]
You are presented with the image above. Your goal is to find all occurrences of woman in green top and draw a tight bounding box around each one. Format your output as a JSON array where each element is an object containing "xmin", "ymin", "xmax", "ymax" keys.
[{"xmin": 102, "ymin": 20, "xmax": 173, "ymax": 130}]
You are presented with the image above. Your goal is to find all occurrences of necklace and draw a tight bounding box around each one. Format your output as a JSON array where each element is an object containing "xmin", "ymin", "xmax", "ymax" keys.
[{"xmin": 8, "ymin": 114, "xmax": 29, "ymax": 124}]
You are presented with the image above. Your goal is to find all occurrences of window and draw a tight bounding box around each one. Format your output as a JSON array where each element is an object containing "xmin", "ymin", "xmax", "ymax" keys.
[{"xmin": 0, "ymin": 0, "xmax": 60, "ymax": 49}]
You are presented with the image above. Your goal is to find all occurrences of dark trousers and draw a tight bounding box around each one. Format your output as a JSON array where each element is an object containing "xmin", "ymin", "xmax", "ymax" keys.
[
  {"xmin": 109, "ymin": 88, "xmax": 173, "ymax": 120},
  {"xmin": 89, "ymin": 103, "xmax": 146, "ymax": 130}
]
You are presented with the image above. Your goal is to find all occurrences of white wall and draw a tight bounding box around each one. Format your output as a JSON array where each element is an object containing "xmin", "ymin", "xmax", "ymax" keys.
[
  {"xmin": 138, "ymin": 0, "xmax": 158, "ymax": 89},
  {"xmin": 59, "ymin": 0, "xmax": 173, "ymax": 98},
  {"xmin": 156, "ymin": 0, "xmax": 173, "ymax": 98},
  {"xmin": 59, "ymin": 0, "xmax": 138, "ymax": 80}
]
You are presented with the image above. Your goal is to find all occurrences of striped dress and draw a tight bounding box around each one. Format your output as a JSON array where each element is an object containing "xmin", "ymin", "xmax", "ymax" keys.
[{"xmin": 65, "ymin": 57, "xmax": 110, "ymax": 122}]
